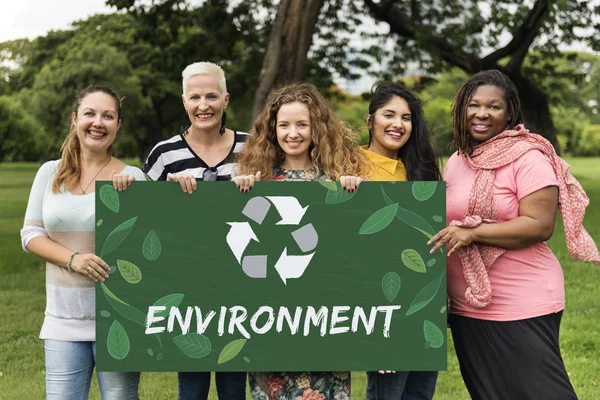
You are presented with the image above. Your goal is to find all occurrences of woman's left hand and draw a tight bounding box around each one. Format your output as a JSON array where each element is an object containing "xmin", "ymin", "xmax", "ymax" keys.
[
  {"xmin": 428, "ymin": 226, "xmax": 476, "ymax": 256},
  {"xmin": 339, "ymin": 176, "xmax": 363, "ymax": 192}
]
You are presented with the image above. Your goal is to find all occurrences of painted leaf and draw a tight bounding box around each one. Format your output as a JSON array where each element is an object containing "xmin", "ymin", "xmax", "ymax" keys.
[
  {"xmin": 405, "ymin": 273, "xmax": 444, "ymax": 316},
  {"xmin": 100, "ymin": 217, "xmax": 138, "ymax": 257},
  {"xmin": 432, "ymin": 215, "xmax": 444, "ymax": 223},
  {"xmin": 101, "ymin": 283, "xmax": 146, "ymax": 326},
  {"xmin": 142, "ymin": 230, "xmax": 162, "ymax": 261},
  {"xmin": 99, "ymin": 184, "xmax": 119, "ymax": 213},
  {"xmin": 173, "ymin": 334, "xmax": 212, "ymax": 359},
  {"xmin": 157, "ymin": 353, "xmax": 163, "ymax": 361},
  {"xmin": 100, "ymin": 310, "xmax": 111, "ymax": 317},
  {"xmin": 154, "ymin": 333, "xmax": 163, "ymax": 348},
  {"xmin": 401, "ymin": 249, "xmax": 426, "ymax": 273},
  {"xmin": 243, "ymin": 357, "xmax": 251, "ymax": 363},
  {"xmin": 319, "ymin": 181, "xmax": 338, "ymax": 191},
  {"xmin": 382, "ymin": 272, "xmax": 401, "ymax": 303},
  {"xmin": 359, "ymin": 203, "xmax": 398, "ymax": 235},
  {"xmin": 325, "ymin": 182, "xmax": 356, "ymax": 204},
  {"xmin": 107, "ymin": 265, "xmax": 117, "ymax": 275},
  {"xmin": 412, "ymin": 181, "xmax": 437, "ymax": 201},
  {"xmin": 218, "ymin": 339, "xmax": 248, "ymax": 365},
  {"xmin": 423, "ymin": 319, "xmax": 444, "ymax": 349},
  {"xmin": 117, "ymin": 260, "xmax": 142, "ymax": 284},
  {"xmin": 97, "ymin": 219, "xmax": 103, "ymax": 227},
  {"xmin": 382, "ymin": 187, "xmax": 436, "ymax": 239},
  {"xmin": 151, "ymin": 293, "xmax": 185, "ymax": 319},
  {"xmin": 147, "ymin": 348, "xmax": 154, "ymax": 356},
  {"xmin": 107, "ymin": 320, "xmax": 130, "ymax": 360},
  {"xmin": 440, "ymin": 306, "xmax": 447, "ymax": 313},
  {"xmin": 426, "ymin": 258, "xmax": 437, "ymax": 267}
]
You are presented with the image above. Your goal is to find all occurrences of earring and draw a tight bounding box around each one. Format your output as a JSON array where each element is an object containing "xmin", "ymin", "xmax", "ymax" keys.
[
  {"xmin": 179, "ymin": 111, "xmax": 190, "ymax": 136},
  {"xmin": 220, "ymin": 110, "xmax": 227, "ymax": 135}
]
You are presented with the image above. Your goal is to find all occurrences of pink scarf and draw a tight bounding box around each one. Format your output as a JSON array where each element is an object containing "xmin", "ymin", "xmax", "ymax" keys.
[{"xmin": 451, "ymin": 124, "xmax": 600, "ymax": 308}]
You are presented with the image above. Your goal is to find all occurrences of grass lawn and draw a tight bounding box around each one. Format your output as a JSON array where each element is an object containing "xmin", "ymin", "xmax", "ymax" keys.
[{"xmin": 1, "ymin": 158, "xmax": 599, "ymax": 399}]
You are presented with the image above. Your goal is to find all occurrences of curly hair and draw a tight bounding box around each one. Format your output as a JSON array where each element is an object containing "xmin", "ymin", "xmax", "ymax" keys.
[
  {"xmin": 238, "ymin": 82, "xmax": 368, "ymax": 180},
  {"xmin": 451, "ymin": 70, "xmax": 523, "ymax": 155},
  {"xmin": 52, "ymin": 84, "xmax": 121, "ymax": 193}
]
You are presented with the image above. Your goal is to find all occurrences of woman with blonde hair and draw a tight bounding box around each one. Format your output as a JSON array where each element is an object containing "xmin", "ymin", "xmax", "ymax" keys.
[
  {"xmin": 21, "ymin": 84, "xmax": 143, "ymax": 399},
  {"xmin": 233, "ymin": 82, "xmax": 368, "ymax": 399}
]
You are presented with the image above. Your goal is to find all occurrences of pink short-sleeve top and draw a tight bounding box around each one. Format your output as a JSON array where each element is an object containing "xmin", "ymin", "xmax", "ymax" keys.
[{"xmin": 445, "ymin": 149, "xmax": 564, "ymax": 321}]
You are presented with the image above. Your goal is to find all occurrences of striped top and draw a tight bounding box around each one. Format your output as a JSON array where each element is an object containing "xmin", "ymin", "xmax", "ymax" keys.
[
  {"xmin": 143, "ymin": 131, "xmax": 249, "ymax": 181},
  {"xmin": 20, "ymin": 160, "xmax": 146, "ymax": 341}
]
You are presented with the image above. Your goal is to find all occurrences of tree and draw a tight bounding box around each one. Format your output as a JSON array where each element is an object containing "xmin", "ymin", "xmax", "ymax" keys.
[
  {"xmin": 251, "ymin": 0, "xmax": 326, "ymax": 119},
  {"xmin": 0, "ymin": 96, "xmax": 49, "ymax": 162},
  {"xmin": 355, "ymin": 0, "xmax": 600, "ymax": 152},
  {"xmin": 254, "ymin": 0, "xmax": 599, "ymax": 152},
  {"xmin": 3, "ymin": 1, "xmax": 272, "ymax": 159}
]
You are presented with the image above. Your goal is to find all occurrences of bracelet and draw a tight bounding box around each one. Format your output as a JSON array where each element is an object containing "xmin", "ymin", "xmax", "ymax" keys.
[{"xmin": 67, "ymin": 251, "xmax": 79, "ymax": 273}]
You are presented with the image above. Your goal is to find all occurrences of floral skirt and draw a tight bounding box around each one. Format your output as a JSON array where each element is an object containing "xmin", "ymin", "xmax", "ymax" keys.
[{"xmin": 249, "ymin": 371, "xmax": 350, "ymax": 400}]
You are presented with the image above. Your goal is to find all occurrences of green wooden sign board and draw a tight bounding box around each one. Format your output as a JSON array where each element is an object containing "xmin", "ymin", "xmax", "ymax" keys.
[{"xmin": 95, "ymin": 181, "xmax": 447, "ymax": 372}]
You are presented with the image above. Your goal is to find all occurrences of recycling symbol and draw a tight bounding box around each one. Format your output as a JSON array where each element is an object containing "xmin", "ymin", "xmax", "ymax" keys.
[{"xmin": 226, "ymin": 196, "xmax": 318, "ymax": 284}]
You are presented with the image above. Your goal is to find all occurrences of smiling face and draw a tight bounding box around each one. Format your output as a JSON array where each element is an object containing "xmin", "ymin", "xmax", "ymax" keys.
[
  {"xmin": 182, "ymin": 73, "xmax": 230, "ymax": 133},
  {"xmin": 466, "ymin": 84, "xmax": 510, "ymax": 144},
  {"xmin": 72, "ymin": 92, "xmax": 120, "ymax": 153},
  {"xmin": 276, "ymin": 102, "xmax": 312, "ymax": 163},
  {"xmin": 368, "ymin": 95, "xmax": 412, "ymax": 159}
]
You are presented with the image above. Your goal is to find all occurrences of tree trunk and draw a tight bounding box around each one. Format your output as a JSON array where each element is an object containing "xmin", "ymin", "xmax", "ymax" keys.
[
  {"xmin": 251, "ymin": 0, "xmax": 325, "ymax": 122},
  {"xmin": 508, "ymin": 73, "xmax": 560, "ymax": 151}
]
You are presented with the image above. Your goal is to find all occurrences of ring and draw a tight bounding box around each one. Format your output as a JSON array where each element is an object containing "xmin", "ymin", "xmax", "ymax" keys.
[{"xmin": 87, "ymin": 266, "xmax": 92, "ymax": 272}]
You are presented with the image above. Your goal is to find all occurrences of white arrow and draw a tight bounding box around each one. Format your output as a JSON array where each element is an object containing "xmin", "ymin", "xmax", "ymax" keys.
[
  {"xmin": 265, "ymin": 196, "xmax": 308, "ymax": 225},
  {"xmin": 226, "ymin": 222, "xmax": 259, "ymax": 263},
  {"xmin": 273, "ymin": 247, "xmax": 315, "ymax": 284}
]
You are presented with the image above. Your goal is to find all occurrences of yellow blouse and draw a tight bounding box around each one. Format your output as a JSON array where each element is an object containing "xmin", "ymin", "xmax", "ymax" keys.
[{"xmin": 361, "ymin": 146, "xmax": 407, "ymax": 181}]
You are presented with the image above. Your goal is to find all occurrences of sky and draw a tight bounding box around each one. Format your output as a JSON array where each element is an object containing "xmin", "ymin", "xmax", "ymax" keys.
[{"xmin": 0, "ymin": 0, "xmax": 113, "ymax": 42}]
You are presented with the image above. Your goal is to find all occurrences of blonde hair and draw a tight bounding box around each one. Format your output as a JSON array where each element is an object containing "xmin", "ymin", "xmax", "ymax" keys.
[
  {"xmin": 238, "ymin": 82, "xmax": 368, "ymax": 180},
  {"xmin": 52, "ymin": 85, "xmax": 121, "ymax": 193},
  {"xmin": 182, "ymin": 62, "xmax": 227, "ymax": 95}
]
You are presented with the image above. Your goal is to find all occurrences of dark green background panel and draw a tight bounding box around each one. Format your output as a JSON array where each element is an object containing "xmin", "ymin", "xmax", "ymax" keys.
[{"xmin": 95, "ymin": 181, "xmax": 447, "ymax": 372}]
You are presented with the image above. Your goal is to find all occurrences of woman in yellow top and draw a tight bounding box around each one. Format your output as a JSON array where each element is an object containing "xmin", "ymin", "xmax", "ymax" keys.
[{"xmin": 358, "ymin": 82, "xmax": 442, "ymax": 400}]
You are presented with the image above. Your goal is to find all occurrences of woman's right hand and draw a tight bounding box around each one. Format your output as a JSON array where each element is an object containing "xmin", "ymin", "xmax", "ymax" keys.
[
  {"xmin": 232, "ymin": 171, "xmax": 261, "ymax": 193},
  {"xmin": 70, "ymin": 253, "xmax": 110, "ymax": 282},
  {"xmin": 167, "ymin": 173, "xmax": 197, "ymax": 194},
  {"xmin": 111, "ymin": 171, "xmax": 136, "ymax": 191}
]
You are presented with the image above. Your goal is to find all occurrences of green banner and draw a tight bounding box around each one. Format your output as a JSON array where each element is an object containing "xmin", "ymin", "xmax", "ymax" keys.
[{"xmin": 95, "ymin": 181, "xmax": 447, "ymax": 372}]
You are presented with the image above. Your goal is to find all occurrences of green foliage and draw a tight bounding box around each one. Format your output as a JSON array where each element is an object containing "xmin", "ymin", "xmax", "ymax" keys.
[
  {"xmin": 0, "ymin": 95, "xmax": 49, "ymax": 162},
  {"xmin": 418, "ymin": 69, "xmax": 467, "ymax": 156},
  {"xmin": 331, "ymin": 91, "xmax": 370, "ymax": 144},
  {"xmin": 553, "ymin": 104, "xmax": 600, "ymax": 156},
  {"xmin": 574, "ymin": 124, "xmax": 600, "ymax": 157}
]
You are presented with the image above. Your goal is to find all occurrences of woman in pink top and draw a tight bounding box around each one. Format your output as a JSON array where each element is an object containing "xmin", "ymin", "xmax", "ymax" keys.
[{"xmin": 428, "ymin": 70, "xmax": 599, "ymax": 400}]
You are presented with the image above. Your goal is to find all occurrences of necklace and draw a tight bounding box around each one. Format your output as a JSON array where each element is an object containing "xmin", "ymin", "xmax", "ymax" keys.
[{"xmin": 79, "ymin": 156, "xmax": 112, "ymax": 194}]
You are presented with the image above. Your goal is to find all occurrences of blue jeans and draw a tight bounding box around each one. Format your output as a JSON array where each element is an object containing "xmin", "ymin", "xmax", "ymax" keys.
[
  {"xmin": 365, "ymin": 371, "xmax": 438, "ymax": 400},
  {"xmin": 178, "ymin": 371, "xmax": 247, "ymax": 400},
  {"xmin": 44, "ymin": 339, "xmax": 140, "ymax": 400}
]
